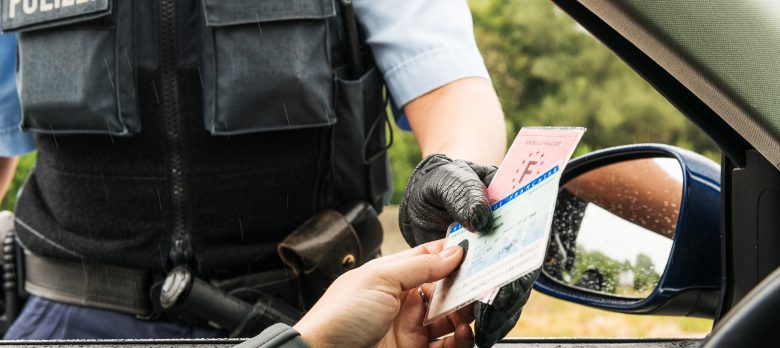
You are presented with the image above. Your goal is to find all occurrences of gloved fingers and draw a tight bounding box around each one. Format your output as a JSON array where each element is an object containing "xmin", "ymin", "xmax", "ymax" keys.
[
  {"xmin": 475, "ymin": 269, "xmax": 540, "ymax": 347},
  {"xmin": 399, "ymin": 155, "xmax": 456, "ymax": 246},
  {"xmin": 481, "ymin": 168, "xmax": 497, "ymax": 187},
  {"xmin": 427, "ymin": 160, "xmax": 493, "ymax": 233},
  {"xmin": 403, "ymin": 197, "xmax": 458, "ymax": 245},
  {"xmin": 399, "ymin": 155, "xmax": 496, "ymax": 247},
  {"xmin": 478, "ymin": 309, "xmax": 522, "ymax": 348},
  {"xmin": 466, "ymin": 162, "xmax": 498, "ymax": 187},
  {"xmin": 397, "ymin": 204, "xmax": 416, "ymax": 246},
  {"xmin": 428, "ymin": 324, "xmax": 474, "ymax": 348}
]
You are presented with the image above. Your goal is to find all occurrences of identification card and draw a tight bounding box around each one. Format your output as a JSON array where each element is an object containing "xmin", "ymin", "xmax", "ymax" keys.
[{"xmin": 424, "ymin": 127, "xmax": 584, "ymax": 324}]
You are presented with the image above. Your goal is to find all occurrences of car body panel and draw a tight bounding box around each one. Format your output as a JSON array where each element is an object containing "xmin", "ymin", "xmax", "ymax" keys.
[{"xmin": 579, "ymin": 0, "xmax": 780, "ymax": 170}]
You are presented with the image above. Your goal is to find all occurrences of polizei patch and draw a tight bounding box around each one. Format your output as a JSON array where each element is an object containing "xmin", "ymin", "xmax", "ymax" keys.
[{"xmin": 1, "ymin": 0, "xmax": 110, "ymax": 32}]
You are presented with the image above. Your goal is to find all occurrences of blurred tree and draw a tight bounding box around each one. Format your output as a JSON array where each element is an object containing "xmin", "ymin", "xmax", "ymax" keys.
[
  {"xmin": 571, "ymin": 246, "xmax": 620, "ymax": 294},
  {"xmin": 633, "ymin": 253, "xmax": 661, "ymax": 292},
  {"xmin": 569, "ymin": 247, "xmax": 662, "ymax": 297},
  {"xmin": 471, "ymin": 0, "xmax": 718, "ymax": 158}
]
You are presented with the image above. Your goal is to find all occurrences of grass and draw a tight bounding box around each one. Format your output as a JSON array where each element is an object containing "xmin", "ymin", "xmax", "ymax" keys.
[
  {"xmin": 511, "ymin": 291, "xmax": 710, "ymax": 338},
  {"xmin": 379, "ymin": 206, "xmax": 712, "ymax": 338}
]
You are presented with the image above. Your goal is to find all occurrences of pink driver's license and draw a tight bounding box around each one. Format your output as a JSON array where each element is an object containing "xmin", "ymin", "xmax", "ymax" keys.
[
  {"xmin": 488, "ymin": 127, "xmax": 586, "ymax": 201},
  {"xmin": 479, "ymin": 127, "xmax": 585, "ymax": 303},
  {"xmin": 424, "ymin": 127, "xmax": 585, "ymax": 324}
]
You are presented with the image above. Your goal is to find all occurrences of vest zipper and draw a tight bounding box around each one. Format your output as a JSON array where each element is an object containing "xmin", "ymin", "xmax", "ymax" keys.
[{"xmin": 159, "ymin": 0, "xmax": 190, "ymax": 266}]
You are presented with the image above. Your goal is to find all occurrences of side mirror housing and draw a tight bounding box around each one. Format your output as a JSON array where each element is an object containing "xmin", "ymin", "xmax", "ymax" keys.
[{"xmin": 535, "ymin": 144, "xmax": 721, "ymax": 318}]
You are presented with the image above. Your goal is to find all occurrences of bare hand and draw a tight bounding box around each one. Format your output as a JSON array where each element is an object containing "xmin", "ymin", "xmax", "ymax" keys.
[{"xmin": 293, "ymin": 240, "xmax": 474, "ymax": 348}]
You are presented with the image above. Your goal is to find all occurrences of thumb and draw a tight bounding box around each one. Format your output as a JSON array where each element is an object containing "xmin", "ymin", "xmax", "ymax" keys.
[
  {"xmin": 433, "ymin": 161, "xmax": 493, "ymax": 233},
  {"xmin": 377, "ymin": 246, "xmax": 465, "ymax": 291}
]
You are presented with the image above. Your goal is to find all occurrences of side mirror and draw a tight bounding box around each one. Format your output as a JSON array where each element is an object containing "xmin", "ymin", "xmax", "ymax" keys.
[{"xmin": 535, "ymin": 144, "xmax": 721, "ymax": 318}]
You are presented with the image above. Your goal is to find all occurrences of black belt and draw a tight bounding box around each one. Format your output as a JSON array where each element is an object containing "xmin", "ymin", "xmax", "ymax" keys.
[
  {"xmin": 23, "ymin": 252, "xmax": 300, "ymax": 319},
  {"xmin": 24, "ymin": 252, "xmax": 153, "ymax": 316}
]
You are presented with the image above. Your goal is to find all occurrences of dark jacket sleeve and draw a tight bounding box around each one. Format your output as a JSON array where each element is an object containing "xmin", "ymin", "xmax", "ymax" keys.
[{"xmin": 234, "ymin": 324, "xmax": 311, "ymax": 348}]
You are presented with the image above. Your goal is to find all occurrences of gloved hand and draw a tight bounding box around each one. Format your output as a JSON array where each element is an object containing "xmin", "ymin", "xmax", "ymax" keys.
[
  {"xmin": 399, "ymin": 154, "xmax": 496, "ymax": 246},
  {"xmin": 399, "ymin": 153, "xmax": 539, "ymax": 347},
  {"xmin": 474, "ymin": 269, "xmax": 541, "ymax": 347}
]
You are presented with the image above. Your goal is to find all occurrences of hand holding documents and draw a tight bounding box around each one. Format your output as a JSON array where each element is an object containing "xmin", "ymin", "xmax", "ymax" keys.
[{"xmin": 425, "ymin": 127, "xmax": 585, "ymax": 324}]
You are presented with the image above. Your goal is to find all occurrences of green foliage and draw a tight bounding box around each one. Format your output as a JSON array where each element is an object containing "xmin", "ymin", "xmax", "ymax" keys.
[
  {"xmin": 1, "ymin": 152, "xmax": 35, "ymax": 212},
  {"xmin": 571, "ymin": 246, "xmax": 621, "ymax": 294},
  {"xmin": 633, "ymin": 253, "xmax": 661, "ymax": 293},
  {"xmin": 471, "ymin": 0, "xmax": 718, "ymax": 157},
  {"xmin": 569, "ymin": 246, "xmax": 662, "ymax": 297},
  {"xmin": 387, "ymin": 0, "xmax": 720, "ymax": 203}
]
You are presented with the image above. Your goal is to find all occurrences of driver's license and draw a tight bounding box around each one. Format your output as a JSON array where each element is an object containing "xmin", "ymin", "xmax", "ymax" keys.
[{"xmin": 424, "ymin": 127, "xmax": 584, "ymax": 325}]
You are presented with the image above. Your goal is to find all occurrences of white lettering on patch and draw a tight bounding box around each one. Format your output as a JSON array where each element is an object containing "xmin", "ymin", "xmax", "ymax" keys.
[
  {"xmin": 7, "ymin": 0, "xmax": 95, "ymax": 21},
  {"xmin": 9, "ymin": 0, "xmax": 21, "ymax": 18},
  {"xmin": 22, "ymin": 0, "xmax": 37, "ymax": 15},
  {"xmin": 39, "ymin": 0, "xmax": 52, "ymax": 12}
]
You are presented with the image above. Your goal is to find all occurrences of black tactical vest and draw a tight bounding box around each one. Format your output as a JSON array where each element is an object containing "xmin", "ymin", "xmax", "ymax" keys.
[{"xmin": 0, "ymin": 0, "xmax": 390, "ymax": 279}]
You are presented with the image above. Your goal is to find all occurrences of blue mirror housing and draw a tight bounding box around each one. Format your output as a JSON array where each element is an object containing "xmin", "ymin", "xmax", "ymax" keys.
[{"xmin": 535, "ymin": 144, "xmax": 721, "ymax": 318}]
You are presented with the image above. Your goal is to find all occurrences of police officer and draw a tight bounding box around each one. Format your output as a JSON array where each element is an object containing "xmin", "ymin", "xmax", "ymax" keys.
[{"xmin": 0, "ymin": 0, "xmax": 535, "ymax": 346}]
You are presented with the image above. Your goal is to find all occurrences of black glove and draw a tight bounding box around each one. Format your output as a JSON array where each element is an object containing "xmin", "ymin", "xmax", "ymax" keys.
[
  {"xmin": 399, "ymin": 154, "xmax": 496, "ymax": 246},
  {"xmin": 399, "ymin": 153, "xmax": 538, "ymax": 347},
  {"xmin": 474, "ymin": 269, "xmax": 540, "ymax": 347}
]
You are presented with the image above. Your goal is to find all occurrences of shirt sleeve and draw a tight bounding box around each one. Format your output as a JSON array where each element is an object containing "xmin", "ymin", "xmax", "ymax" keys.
[
  {"xmin": 0, "ymin": 33, "xmax": 35, "ymax": 157},
  {"xmin": 352, "ymin": 0, "xmax": 490, "ymax": 110},
  {"xmin": 234, "ymin": 324, "xmax": 311, "ymax": 348}
]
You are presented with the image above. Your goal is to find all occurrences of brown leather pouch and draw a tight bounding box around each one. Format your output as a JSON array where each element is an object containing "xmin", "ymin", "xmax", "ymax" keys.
[{"xmin": 277, "ymin": 202, "xmax": 382, "ymax": 308}]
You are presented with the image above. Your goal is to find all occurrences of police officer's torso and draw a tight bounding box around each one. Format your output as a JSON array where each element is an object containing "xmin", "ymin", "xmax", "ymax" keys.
[{"xmin": 1, "ymin": 0, "xmax": 388, "ymax": 279}]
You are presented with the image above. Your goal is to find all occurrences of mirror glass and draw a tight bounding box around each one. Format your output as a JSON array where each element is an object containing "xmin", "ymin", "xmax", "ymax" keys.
[{"xmin": 543, "ymin": 157, "xmax": 683, "ymax": 299}]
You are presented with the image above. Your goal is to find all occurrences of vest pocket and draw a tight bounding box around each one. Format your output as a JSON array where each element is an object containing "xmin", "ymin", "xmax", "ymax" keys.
[
  {"xmin": 201, "ymin": 0, "xmax": 337, "ymax": 135},
  {"xmin": 0, "ymin": 0, "xmax": 139, "ymax": 136},
  {"xmin": 333, "ymin": 67, "xmax": 391, "ymax": 210}
]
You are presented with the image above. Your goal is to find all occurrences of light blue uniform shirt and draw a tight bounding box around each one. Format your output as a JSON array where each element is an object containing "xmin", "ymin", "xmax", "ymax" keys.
[
  {"xmin": 0, "ymin": 0, "xmax": 489, "ymax": 148},
  {"xmin": 354, "ymin": 0, "xmax": 490, "ymax": 129},
  {"xmin": 0, "ymin": 33, "xmax": 34, "ymax": 156}
]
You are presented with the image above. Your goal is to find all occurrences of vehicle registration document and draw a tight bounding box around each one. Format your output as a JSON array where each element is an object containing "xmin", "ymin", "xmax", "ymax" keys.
[{"xmin": 424, "ymin": 127, "xmax": 585, "ymax": 324}]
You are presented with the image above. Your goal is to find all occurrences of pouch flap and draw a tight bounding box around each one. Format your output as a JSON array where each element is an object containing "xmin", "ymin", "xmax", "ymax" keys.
[
  {"xmin": 1, "ymin": 0, "xmax": 111, "ymax": 32},
  {"xmin": 203, "ymin": 0, "xmax": 336, "ymax": 27},
  {"xmin": 277, "ymin": 210, "xmax": 362, "ymax": 279}
]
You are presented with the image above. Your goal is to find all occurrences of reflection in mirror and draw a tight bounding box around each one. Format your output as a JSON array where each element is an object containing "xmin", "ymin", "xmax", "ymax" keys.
[{"xmin": 544, "ymin": 158, "xmax": 683, "ymax": 299}]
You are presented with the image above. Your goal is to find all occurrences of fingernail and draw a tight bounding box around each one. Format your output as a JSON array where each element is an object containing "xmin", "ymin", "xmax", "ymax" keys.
[
  {"xmin": 439, "ymin": 246, "xmax": 463, "ymax": 259},
  {"xmin": 472, "ymin": 206, "xmax": 492, "ymax": 232},
  {"xmin": 458, "ymin": 239, "xmax": 470, "ymax": 255}
]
